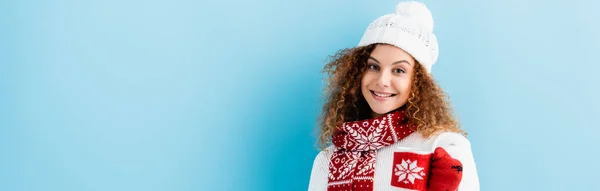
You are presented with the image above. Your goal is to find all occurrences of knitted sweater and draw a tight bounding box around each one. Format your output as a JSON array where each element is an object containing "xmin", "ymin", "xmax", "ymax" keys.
[{"xmin": 308, "ymin": 132, "xmax": 480, "ymax": 191}]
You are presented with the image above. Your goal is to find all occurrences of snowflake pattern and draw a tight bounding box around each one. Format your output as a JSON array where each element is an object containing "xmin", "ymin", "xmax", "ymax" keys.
[
  {"xmin": 344, "ymin": 117, "xmax": 390, "ymax": 151},
  {"xmin": 327, "ymin": 110, "xmax": 414, "ymax": 190},
  {"xmin": 353, "ymin": 130, "xmax": 385, "ymax": 151},
  {"xmin": 394, "ymin": 159, "xmax": 426, "ymax": 184}
]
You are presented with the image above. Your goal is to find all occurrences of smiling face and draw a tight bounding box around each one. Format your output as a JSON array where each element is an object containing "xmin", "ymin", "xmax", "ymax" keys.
[{"xmin": 361, "ymin": 44, "xmax": 416, "ymax": 117}]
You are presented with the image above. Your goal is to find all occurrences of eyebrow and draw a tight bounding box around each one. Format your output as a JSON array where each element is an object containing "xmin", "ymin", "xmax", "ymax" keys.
[{"xmin": 368, "ymin": 57, "xmax": 412, "ymax": 66}]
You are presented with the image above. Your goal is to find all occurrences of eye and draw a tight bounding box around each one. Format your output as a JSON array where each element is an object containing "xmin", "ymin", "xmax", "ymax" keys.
[
  {"xmin": 367, "ymin": 63, "xmax": 379, "ymax": 71},
  {"xmin": 393, "ymin": 68, "xmax": 405, "ymax": 74}
]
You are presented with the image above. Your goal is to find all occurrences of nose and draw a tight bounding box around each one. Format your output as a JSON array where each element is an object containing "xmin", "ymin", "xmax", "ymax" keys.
[{"xmin": 376, "ymin": 71, "xmax": 391, "ymax": 88}]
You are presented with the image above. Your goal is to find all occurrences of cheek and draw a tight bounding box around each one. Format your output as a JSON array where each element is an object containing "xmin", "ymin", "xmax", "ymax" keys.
[
  {"xmin": 393, "ymin": 78, "xmax": 412, "ymax": 93},
  {"xmin": 361, "ymin": 73, "xmax": 370, "ymax": 89}
]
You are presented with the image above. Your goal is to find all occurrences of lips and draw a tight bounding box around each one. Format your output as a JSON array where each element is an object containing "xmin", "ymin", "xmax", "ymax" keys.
[{"xmin": 370, "ymin": 90, "xmax": 397, "ymax": 99}]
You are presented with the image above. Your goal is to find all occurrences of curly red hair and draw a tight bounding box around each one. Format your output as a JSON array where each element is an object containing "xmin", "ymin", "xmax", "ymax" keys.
[{"xmin": 316, "ymin": 43, "xmax": 466, "ymax": 150}]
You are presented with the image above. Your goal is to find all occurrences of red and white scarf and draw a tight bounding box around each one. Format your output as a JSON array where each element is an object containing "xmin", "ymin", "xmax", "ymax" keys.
[{"xmin": 327, "ymin": 109, "xmax": 415, "ymax": 191}]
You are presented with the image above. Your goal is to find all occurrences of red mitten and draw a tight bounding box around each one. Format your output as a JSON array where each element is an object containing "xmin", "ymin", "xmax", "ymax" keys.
[{"xmin": 427, "ymin": 147, "xmax": 463, "ymax": 191}]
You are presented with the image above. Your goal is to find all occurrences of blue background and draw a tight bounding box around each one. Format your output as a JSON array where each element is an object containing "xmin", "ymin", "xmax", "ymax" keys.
[{"xmin": 1, "ymin": 0, "xmax": 599, "ymax": 190}]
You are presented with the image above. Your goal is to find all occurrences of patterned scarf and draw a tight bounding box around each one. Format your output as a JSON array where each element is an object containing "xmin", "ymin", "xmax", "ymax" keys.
[{"xmin": 327, "ymin": 109, "xmax": 415, "ymax": 191}]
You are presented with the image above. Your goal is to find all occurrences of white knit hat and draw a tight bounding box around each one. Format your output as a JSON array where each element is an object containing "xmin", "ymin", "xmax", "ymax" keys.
[{"xmin": 358, "ymin": 1, "xmax": 439, "ymax": 73}]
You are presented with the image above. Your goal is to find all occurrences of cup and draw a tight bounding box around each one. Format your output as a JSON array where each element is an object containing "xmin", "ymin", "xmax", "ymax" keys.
[{"xmin": 390, "ymin": 147, "xmax": 433, "ymax": 191}]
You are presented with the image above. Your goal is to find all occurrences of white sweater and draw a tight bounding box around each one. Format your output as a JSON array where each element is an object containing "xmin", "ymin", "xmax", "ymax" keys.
[{"xmin": 308, "ymin": 132, "xmax": 480, "ymax": 191}]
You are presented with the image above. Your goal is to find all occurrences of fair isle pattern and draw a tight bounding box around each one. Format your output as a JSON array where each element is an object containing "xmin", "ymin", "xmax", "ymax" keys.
[
  {"xmin": 395, "ymin": 159, "xmax": 426, "ymax": 184},
  {"xmin": 389, "ymin": 151, "xmax": 432, "ymax": 191},
  {"xmin": 328, "ymin": 110, "xmax": 414, "ymax": 191}
]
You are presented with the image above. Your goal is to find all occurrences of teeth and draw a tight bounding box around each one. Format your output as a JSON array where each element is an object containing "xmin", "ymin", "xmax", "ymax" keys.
[{"xmin": 373, "ymin": 91, "xmax": 394, "ymax": 98}]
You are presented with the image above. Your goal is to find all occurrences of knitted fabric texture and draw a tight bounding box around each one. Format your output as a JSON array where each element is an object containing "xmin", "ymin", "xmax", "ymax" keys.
[
  {"xmin": 308, "ymin": 132, "xmax": 481, "ymax": 190},
  {"xmin": 327, "ymin": 109, "xmax": 415, "ymax": 191},
  {"xmin": 427, "ymin": 147, "xmax": 464, "ymax": 191},
  {"xmin": 358, "ymin": 1, "xmax": 439, "ymax": 73}
]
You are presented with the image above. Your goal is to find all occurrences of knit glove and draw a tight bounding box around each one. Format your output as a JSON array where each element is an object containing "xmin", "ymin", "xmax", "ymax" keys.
[{"xmin": 427, "ymin": 147, "xmax": 463, "ymax": 191}]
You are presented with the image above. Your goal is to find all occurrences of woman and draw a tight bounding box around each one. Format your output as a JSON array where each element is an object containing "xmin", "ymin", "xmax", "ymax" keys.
[{"xmin": 308, "ymin": 1, "xmax": 480, "ymax": 191}]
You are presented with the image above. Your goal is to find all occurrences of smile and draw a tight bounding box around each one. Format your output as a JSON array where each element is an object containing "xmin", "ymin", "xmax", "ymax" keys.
[{"xmin": 370, "ymin": 90, "xmax": 397, "ymax": 99}]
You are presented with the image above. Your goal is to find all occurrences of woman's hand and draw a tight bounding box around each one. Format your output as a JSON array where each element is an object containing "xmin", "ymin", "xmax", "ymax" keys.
[{"xmin": 427, "ymin": 147, "xmax": 463, "ymax": 191}]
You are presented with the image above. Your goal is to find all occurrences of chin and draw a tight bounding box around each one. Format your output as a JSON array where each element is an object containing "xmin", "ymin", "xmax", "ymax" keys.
[{"xmin": 371, "ymin": 108, "xmax": 393, "ymax": 115}]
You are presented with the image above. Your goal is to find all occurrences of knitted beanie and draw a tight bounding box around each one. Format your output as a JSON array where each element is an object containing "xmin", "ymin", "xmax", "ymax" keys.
[{"xmin": 358, "ymin": 1, "xmax": 439, "ymax": 73}]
